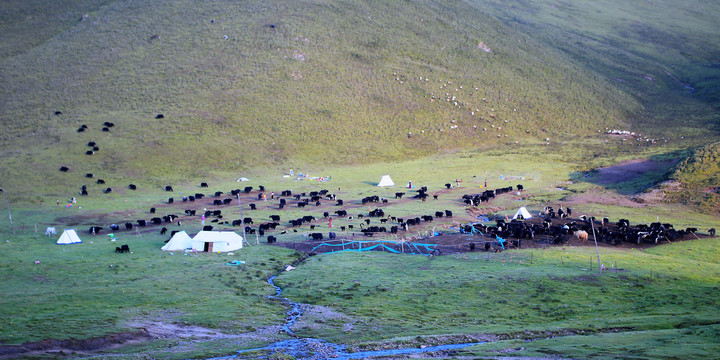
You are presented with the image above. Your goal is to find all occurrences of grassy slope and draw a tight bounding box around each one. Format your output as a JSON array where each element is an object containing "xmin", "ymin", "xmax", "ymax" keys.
[
  {"xmin": 0, "ymin": 0, "xmax": 640, "ymax": 194},
  {"xmin": 667, "ymin": 141, "xmax": 720, "ymax": 212}
]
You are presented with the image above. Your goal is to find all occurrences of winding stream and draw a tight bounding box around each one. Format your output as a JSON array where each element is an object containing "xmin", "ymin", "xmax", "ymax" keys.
[{"xmin": 211, "ymin": 272, "xmax": 483, "ymax": 359}]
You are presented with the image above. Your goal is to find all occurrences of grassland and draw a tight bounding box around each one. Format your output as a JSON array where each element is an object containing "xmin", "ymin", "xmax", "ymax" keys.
[
  {"xmin": 1, "ymin": 151, "xmax": 718, "ymax": 359},
  {"xmin": 1, "ymin": 0, "xmax": 717, "ymax": 208}
]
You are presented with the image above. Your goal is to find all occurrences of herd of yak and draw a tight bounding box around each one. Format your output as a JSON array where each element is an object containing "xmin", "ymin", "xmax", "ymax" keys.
[
  {"xmin": 55, "ymin": 117, "xmax": 711, "ymax": 251},
  {"xmin": 69, "ymin": 176, "xmax": 713, "ymax": 253}
]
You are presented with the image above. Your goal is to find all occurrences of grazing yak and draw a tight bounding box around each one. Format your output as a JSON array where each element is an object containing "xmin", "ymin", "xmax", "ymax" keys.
[
  {"xmin": 156, "ymin": 114, "xmax": 164, "ymax": 119},
  {"xmin": 97, "ymin": 179, "xmax": 105, "ymax": 184},
  {"xmin": 59, "ymin": 166, "xmax": 70, "ymax": 172},
  {"xmin": 200, "ymin": 182, "xmax": 208, "ymax": 187},
  {"xmin": 128, "ymin": 184, "xmax": 137, "ymax": 190},
  {"xmin": 165, "ymin": 185, "xmax": 174, "ymax": 192}
]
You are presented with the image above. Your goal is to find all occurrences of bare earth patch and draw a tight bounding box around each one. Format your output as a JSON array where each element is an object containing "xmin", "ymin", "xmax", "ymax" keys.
[{"xmin": 594, "ymin": 158, "xmax": 679, "ymax": 185}]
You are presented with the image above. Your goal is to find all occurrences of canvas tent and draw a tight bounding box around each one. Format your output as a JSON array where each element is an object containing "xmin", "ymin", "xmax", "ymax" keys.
[
  {"xmin": 57, "ymin": 229, "xmax": 82, "ymax": 245},
  {"xmin": 377, "ymin": 175, "xmax": 395, "ymax": 187},
  {"xmin": 161, "ymin": 230, "xmax": 193, "ymax": 251},
  {"xmin": 512, "ymin": 207, "xmax": 533, "ymax": 220},
  {"xmin": 192, "ymin": 231, "xmax": 243, "ymax": 252}
]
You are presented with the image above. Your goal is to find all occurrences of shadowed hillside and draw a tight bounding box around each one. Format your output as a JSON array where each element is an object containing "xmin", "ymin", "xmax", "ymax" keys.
[{"xmin": 472, "ymin": 0, "xmax": 720, "ymax": 138}]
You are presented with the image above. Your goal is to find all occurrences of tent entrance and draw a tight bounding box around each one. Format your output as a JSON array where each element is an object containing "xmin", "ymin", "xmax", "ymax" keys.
[{"xmin": 204, "ymin": 242, "xmax": 213, "ymax": 252}]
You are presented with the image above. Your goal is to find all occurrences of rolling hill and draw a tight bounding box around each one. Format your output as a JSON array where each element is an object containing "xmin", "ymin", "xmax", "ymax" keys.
[{"xmin": 0, "ymin": 0, "xmax": 718, "ymax": 195}]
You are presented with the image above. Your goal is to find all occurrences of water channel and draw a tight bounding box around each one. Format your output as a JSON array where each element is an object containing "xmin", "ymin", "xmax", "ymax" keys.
[{"xmin": 211, "ymin": 273, "xmax": 483, "ymax": 359}]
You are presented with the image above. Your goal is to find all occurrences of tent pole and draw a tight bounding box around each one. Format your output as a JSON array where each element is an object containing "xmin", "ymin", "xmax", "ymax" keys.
[
  {"xmin": 591, "ymin": 219, "xmax": 601, "ymax": 274},
  {"xmin": 2, "ymin": 190, "xmax": 13, "ymax": 234},
  {"xmin": 237, "ymin": 194, "xmax": 249, "ymax": 246}
]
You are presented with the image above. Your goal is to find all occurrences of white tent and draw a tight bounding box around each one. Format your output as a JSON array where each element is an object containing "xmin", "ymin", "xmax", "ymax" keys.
[
  {"xmin": 512, "ymin": 207, "xmax": 533, "ymax": 220},
  {"xmin": 57, "ymin": 229, "xmax": 82, "ymax": 245},
  {"xmin": 161, "ymin": 230, "xmax": 193, "ymax": 251},
  {"xmin": 377, "ymin": 175, "xmax": 395, "ymax": 187},
  {"xmin": 192, "ymin": 231, "xmax": 243, "ymax": 252}
]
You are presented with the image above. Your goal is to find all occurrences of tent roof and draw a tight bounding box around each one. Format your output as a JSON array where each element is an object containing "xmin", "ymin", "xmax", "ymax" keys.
[
  {"xmin": 192, "ymin": 231, "xmax": 243, "ymax": 252},
  {"xmin": 57, "ymin": 229, "xmax": 82, "ymax": 244},
  {"xmin": 192, "ymin": 231, "xmax": 243, "ymax": 243},
  {"xmin": 161, "ymin": 230, "xmax": 193, "ymax": 251},
  {"xmin": 512, "ymin": 207, "xmax": 533, "ymax": 220},
  {"xmin": 377, "ymin": 174, "xmax": 395, "ymax": 187}
]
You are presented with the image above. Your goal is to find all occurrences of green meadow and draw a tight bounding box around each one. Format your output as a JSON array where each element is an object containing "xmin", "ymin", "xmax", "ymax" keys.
[{"xmin": 1, "ymin": 151, "xmax": 719, "ymax": 358}]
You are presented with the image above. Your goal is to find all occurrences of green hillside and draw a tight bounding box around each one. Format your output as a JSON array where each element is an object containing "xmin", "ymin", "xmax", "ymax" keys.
[
  {"xmin": 0, "ymin": 0, "xmax": 718, "ymax": 195},
  {"xmin": 0, "ymin": 0, "xmax": 636, "ymax": 190}
]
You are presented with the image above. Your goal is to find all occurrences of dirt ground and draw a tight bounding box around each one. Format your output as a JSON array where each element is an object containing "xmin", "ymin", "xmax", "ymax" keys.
[
  {"xmin": 270, "ymin": 157, "xmax": 705, "ymax": 257},
  {"xmin": 273, "ymin": 213, "xmax": 710, "ymax": 258}
]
